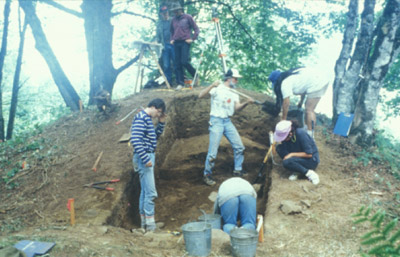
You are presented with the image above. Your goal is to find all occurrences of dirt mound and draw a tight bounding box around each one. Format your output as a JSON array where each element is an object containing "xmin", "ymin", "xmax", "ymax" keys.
[{"xmin": 1, "ymin": 88, "xmax": 398, "ymax": 256}]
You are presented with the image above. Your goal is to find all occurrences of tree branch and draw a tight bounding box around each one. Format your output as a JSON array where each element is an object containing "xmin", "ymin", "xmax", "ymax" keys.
[
  {"xmin": 112, "ymin": 10, "xmax": 156, "ymax": 23},
  {"xmin": 186, "ymin": 0, "xmax": 267, "ymax": 51},
  {"xmin": 38, "ymin": 0, "xmax": 83, "ymax": 18},
  {"xmin": 115, "ymin": 53, "xmax": 141, "ymax": 76}
]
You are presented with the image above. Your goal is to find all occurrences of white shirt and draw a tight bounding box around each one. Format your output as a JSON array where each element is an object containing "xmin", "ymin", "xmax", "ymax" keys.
[
  {"xmin": 209, "ymin": 84, "xmax": 239, "ymax": 118},
  {"xmin": 281, "ymin": 67, "xmax": 331, "ymax": 98},
  {"xmin": 217, "ymin": 177, "xmax": 257, "ymax": 207}
]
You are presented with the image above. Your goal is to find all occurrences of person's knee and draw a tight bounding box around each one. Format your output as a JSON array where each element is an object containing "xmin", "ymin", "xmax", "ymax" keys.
[{"xmin": 282, "ymin": 158, "xmax": 292, "ymax": 168}]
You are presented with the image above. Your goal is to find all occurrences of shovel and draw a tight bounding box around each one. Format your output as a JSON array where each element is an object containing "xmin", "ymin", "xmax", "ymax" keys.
[{"xmin": 252, "ymin": 132, "xmax": 275, "ymax": 184}]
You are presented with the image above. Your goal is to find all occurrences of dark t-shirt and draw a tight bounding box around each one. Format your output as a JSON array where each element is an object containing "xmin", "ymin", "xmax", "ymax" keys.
[{"xmin": 276, "ymin": 128, "xmax": 320, "ymax": 163}]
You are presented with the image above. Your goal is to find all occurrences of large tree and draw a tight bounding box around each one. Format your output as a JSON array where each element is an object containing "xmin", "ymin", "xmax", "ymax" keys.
[
  {"xmin": 333, "ymin": 0, "xmax": 400, "ymax": 144},
  {"xmin": 0, "ymin": 0, "xmax": 11, "ymax": 142},
  {"xmin": 19, "ymin": 0, "xmax": 82, "ymax": 111}
]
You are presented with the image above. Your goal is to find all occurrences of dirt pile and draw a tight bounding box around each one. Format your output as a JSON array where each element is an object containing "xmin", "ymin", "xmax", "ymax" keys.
[{"xmin": 1, "ymin": 88, "xmax": 398, "ymax": 256}]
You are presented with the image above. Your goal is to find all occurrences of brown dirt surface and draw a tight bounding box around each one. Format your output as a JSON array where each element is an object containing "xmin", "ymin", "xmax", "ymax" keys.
[{"xmin": 1, "ymin": 87, "xmax": 399, "ymax": 256}]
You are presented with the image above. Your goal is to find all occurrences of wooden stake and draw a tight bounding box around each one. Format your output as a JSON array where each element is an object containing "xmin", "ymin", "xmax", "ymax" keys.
[
  {"xmin": 92, "ymin": 151, "xmax": 103, "ymax": 172},
  {"xmin": 79, "ymin": 100, "xmax": 83, "ymax": 112},
  {"xmin": 68, "ymin": 198, "xmax": 75, "ymax": 226},
  {"xmin": 256, "ymin": 214, "xmax": 264, "ymax": 242}
]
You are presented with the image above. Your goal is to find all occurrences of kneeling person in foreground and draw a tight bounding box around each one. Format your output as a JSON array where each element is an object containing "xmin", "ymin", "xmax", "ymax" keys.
[
  {"xmin": 214, "ymin": 177, "xmax": 257, "ymax": 234},
  {"xmin": 274, "ymin": 120, "xmax": 320, "ymax": 185}
]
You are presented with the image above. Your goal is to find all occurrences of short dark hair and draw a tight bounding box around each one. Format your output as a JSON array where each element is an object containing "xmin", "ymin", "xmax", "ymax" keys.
[{"xmin": 148, "ymin": 98, "xmax": 166, "ymax": 113}]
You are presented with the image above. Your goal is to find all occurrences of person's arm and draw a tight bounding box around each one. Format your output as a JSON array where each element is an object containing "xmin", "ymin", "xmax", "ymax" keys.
[
  {"xmin": 198, "ymin": 81, "xmax": 220, "ymax": 98},
  {"xmin": 155, "ymin": 113, "xmax": 167, "ymax": 139},
  {"xmin": 297, "ymin": 94, "xmax": 305, "ymax": 109},
  {"xmin": 189, "ymin": 15, "xmax": 199, "ymax": 40},
  {"xmin": 235, "ymin": 99, "xmax": 254, "ymax": 112},
  {"xmin": 283, "ymin": 152, "xmax": 312, "ymax": 160},
  {"xmin": 281, "ymin": 97, "xmax": 290, "ymax": 120}
]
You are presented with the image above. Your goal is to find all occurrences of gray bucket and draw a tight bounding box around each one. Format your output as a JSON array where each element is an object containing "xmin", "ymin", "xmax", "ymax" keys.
[
  {"xmin": 198, "ymin": 214, "xmax": 221, "ymax": 229},
  {"xmin": 181, "ymin": 221, "xmax": 212, "ymax": 256},
  {"xmin": 230, "ymin": 228, "xmax": 258, "ymax": 257}
]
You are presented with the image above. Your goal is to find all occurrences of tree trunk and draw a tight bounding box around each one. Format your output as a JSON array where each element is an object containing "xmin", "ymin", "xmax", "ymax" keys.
[
  {"xmin": 351, "ymin": 0, "xmax": 400, "ymax": 144},
  {"xmin": 19, "ymin": 0, "xmax": 82, "ymax": 111},
  {"xmin": 81, "ymin": 0, "xmax": 116, "ymax": 105},
  {"xmin": 6, "ymin": 15, "xmax": 28, "ymax": 140},
  {"xmin": 0, "ymin": 0, "xmax": 11, "ymax": 142},
  {"xmin": 332, "ymin": 0, "xmax": 359, "ymax": 124}
]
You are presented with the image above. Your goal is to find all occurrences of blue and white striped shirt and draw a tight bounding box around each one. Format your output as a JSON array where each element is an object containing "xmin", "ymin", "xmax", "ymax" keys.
[{"xmin": 130, "ymin": 110, "xmax": 165, "ymax": 164}]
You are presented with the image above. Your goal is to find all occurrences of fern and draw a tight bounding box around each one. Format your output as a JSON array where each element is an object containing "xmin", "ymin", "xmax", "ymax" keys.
[{"xmin": 353, "ymin": 206, "xmax": 400, "ymax": 256}]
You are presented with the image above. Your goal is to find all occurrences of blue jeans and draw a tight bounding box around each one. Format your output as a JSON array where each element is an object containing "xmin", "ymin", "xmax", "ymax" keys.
[
  {"xmin": 220, "ymin": 194, "xmax": 256, "ymax": 234},
  {"xmin": 133, "ymin": 153, "xmax": 157, "ymax": 217},
  {"xmin": 203, "ymin": 116, "xmax": 245, "ymax": 176},
  {"xmin": 162, "ymin": 43, "xmax": 176, "ymax": 85},
  {"xmin": 282, "ymin": 157, "xmax": 318, "ymax": 175}
]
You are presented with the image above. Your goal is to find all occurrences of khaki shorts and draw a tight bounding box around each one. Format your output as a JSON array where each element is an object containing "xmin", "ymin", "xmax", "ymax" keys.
[{"xmin": 307, "ymin": 83, "xmax": 329, "ymax": 98}]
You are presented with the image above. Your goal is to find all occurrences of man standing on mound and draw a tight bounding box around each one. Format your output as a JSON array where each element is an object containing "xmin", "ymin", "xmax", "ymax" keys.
[
  {"xmin": 130, "ymin": 98, "xmax": 166, "ymax": 232},
  {"xmin": 199, "ymin": 68, "xmax": 254, "ymax": 186}
]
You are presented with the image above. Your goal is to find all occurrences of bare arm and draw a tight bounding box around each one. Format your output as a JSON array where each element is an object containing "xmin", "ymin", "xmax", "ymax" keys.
[
  {"xmin": 235, "ymin": 98, "xmax": 254, "ymax": 112},
  {"xmin": 282, "ymin": 97, "xmax": 290, "ymax": 120},
  {"xmin": 198, "ymin": 81, "xmax": 220, "ymax": 98}
]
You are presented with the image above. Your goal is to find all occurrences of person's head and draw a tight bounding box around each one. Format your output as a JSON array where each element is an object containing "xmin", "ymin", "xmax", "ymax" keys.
[
  {"xmin": 268, "ymin": 70, "xmax": 281, "ymax": 90},
  {"xmin": 147, "ymin": 98, "xmax": 166, "ymax": 118},
  {"xmin": 170, "ymin": 3, "xmax": 183, "ymax": 16},
  {"xmin": 159, "ymin": 5, "xmax": 169, "ymax": 19},
  {"xmin": 224, "ymin": 68, "xmax": 242, "ymax": 88},
  {"xmin": 273, "ymin": 120, "xmax": 299, "ymax": 142}
]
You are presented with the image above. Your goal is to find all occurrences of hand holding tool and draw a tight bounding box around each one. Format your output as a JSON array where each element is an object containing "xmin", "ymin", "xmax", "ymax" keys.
[
  {"xmin": 226, "ymin": 87, "xmax": 263, "ymax": 105},
  {"xmin": 252, "ymin": 132, "xmax": 275, "ymax": 184}
]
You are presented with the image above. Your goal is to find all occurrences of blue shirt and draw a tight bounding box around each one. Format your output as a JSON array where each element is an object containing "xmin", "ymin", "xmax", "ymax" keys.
[
  {"xmin": 130, "ymin": 110, "xmax": 165, "ymax": 164},
  {"xmin": 276, "ymin": 128, "xmax": 320, "ymax": 163}
]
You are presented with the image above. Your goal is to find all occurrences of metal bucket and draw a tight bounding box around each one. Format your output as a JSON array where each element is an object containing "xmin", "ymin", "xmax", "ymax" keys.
[
  {"xmin": 181, "ymin": 221, "xmax": 212, "ymax": 256},
  {"xmin": 198, "ymin": 213, "xmax": 222, "ymax": 229},
  {"xmin": 230, "ymin": 228, "xmax": 258, "ymax": 257}
]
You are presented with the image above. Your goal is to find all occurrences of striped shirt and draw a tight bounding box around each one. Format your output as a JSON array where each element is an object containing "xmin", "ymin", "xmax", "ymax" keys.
[{"xmin": 130, "ymin": 110, "xmax": 165, "ymax": 164}]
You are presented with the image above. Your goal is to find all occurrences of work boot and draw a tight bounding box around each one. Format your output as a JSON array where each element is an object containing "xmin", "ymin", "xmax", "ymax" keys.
[
  {"xmin": 306, "ymin": 170, "xmax": 319, "ymax": 185},
  {"xmin": 203, "ymin": 175, "xmax": 216, "ymax": 186}
]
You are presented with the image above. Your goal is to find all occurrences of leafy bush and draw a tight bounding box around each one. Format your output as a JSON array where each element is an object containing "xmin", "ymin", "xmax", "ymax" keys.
[{"xmin": 353, "ymin": 206, "xmax": 400, "ymax": 256}]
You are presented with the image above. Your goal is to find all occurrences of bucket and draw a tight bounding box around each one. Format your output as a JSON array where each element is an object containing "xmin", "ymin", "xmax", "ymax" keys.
[
  {"xmin": 181, "ymin": 221, "xmax": 212, "ymax": 256},
  {"xmin": 230, "ymin": 228, "xmax": 258, "ymax": 257},
  {"xmin": 198, "ymin": 214, "xmax": 221, "ymax": 229}
]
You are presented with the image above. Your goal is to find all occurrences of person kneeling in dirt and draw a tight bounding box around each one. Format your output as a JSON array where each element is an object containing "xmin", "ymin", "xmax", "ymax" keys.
[
  {"xmin": 273, "ymin": 120, "xmax": 320, "ymax": 185},
  {"xmin": 199, "ymin": 68, "xmax": 254, "ymax": 186},
  {"xmin": 94, "ymin": 89, "xmax": 111, "ymax": 113},
  {"xmin": 130, "ymin": 98, "xmax": 166, "ymax": 232},
  {"xmin": 214, "ymin": 177, "xmax": 257, "ymax": 234}
]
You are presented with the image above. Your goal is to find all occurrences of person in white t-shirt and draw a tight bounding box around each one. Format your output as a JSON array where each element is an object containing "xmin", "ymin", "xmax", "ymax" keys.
[
  {"xmin": 268, "ymin": 67, "xmax": 330, "ymax": 137},
  {"xmin": 198, "ymin": 69, "xmax": 254, "ymax": 186}
]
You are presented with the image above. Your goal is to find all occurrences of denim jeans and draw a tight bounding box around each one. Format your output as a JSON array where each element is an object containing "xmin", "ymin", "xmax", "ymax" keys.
[
  {"xmin": 203, "ymin": 116, "xmax": 245, "ymax": 176},
  {"xmin": 220, "ymin": 194, "xmax": 256, "ymax": 234},
  {"xmin": 133, "ymin": 153, "xmax": 157, "ymax": 217},
  {"xmin": 282, "ymin": 156, "xmax": 318, "ymax": 175},
  {"xmin": 162, "ymin": 43, "xmax": 176, "ymax": 85},
  {"xmin": 174, "ymin": 40, "xmax": 196, "ymax": 85}
]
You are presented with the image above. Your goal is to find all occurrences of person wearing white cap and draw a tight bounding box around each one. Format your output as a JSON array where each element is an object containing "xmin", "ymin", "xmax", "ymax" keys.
[
  {"xmin": 199, "ymin": 68, "xmax": 254, "ymax": 186},
  {"xmin": 273, "ymin": 120, "xmax": 320, "ymax": 184}
]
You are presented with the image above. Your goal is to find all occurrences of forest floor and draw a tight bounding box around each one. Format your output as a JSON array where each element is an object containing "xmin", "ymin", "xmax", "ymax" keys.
[{"xmin": 0, "ymin": 87, "xmax": 399, "ymax": 257}]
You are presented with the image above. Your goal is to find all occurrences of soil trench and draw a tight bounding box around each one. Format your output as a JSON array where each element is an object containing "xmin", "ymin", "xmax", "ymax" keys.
[{"xmin": 107, "ymin": 94, "xmax": 275, "ymax": 231}]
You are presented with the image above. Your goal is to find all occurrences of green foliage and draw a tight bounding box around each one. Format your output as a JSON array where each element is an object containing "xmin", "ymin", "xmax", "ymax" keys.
[
  {"xmin": 353, "ymin": 206, "xmax": 400, "ymax": 256},
  {"xmin": 353, "ymin": 131, "xmax": 400, "ymax": 181}
]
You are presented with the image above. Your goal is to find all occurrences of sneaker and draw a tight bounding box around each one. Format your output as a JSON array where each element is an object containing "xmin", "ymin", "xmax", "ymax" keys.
[
  {"xmin": 176, "ymin": 85, "xmax": 183, "ymax": 90},
  {"xmin": 240, "ymin": 170, "xmax": 248, "ymax": 177},
  {"xmin": 306, "ymin": 170, "xmax": 320, "ymax": 185},
  {"xmin": 203, "ymin": 175, "xmax": 216, "ymax": 186},
  {"xmin": 233, "ymin": 170, "xmax": 242, "ymax": 177},
  {"xmin": 288, "ymin": 173, "xmax": 299, "ymax": 181}
]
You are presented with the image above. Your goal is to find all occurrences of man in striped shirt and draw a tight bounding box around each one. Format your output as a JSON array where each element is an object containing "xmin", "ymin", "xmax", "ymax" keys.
[{"xmin": 130, "ymin": 98, "xmax": 166, "ymax": 232}]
